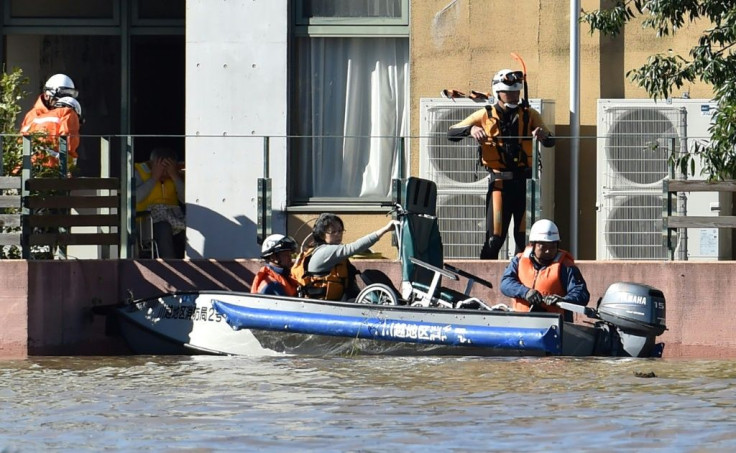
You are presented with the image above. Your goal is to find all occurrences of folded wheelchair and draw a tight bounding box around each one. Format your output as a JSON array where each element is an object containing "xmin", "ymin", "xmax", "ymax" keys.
[{"xmin": 355, "ymin": 177, "xmax": 496, "ymax": 310}]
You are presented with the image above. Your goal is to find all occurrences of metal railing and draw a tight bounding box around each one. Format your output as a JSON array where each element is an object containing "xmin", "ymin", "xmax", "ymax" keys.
[
  {"xmin": 0, "ymin": 136, "xmax": 126, "ymax": 259},
  {"xmin": 0, "ymin": 132, "xmax": 552, "ymax": 260}
]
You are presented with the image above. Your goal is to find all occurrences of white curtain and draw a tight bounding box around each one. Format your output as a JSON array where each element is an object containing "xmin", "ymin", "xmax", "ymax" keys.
[
  {"xmin": 293, "ymin": 37, "xmax": 409, "ymax": 199},
  {"xmin": 306, "ymin": 0, "xmax": 402, "ymax": 18}
]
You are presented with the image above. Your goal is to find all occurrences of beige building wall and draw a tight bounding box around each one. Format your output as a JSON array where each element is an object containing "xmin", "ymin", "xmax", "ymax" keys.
[{"xmin": 410, "ymin": 0, "xmax": 715, "ymax": 259}]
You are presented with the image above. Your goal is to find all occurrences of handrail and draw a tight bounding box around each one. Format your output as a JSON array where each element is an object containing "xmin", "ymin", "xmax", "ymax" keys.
[
  {"xmin": 0, "ymin": 137, "xmax": 124, "ymax": 259},
  {"xmin": 662, "ymin": 179, "xmax": 736, "ymax": 260},
  {"xmin": 23, "ymin": 177, "xmax": 121, "ymax": 251}
]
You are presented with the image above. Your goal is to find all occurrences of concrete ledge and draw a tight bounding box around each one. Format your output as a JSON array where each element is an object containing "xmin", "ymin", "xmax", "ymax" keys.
[
  {"xmin": 1, "ymin": 259, "xmax": 734, "ymax": 358},
  {"xmin": 0, "ymin": 260, "xmax": 28, "ymax": 358}
]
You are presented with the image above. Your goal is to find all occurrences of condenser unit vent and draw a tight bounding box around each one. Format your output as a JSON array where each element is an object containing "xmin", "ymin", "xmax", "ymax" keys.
[
  {"xmin": 597, "ymin": 99, "xmax": 718, "ymax": 260},
  {"xmin": 600, "ymin": 106, "xmax": 684, "ymax": 190}
]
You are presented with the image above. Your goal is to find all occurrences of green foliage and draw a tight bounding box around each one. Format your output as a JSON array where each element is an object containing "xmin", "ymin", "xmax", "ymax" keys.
[
  {"xmin": 0, "ymin": 68, "xmax": 28, "ymax": 258},
  {"xmin": 1, "ymin": 67, "xmax": 64, "ymax": 179},
  {"xmin": 0, "ymin": 67, "xmax": 29, "ymax": 177},
  {"xmin": 581, "ymin": 0, "xmax": 736, "ymax": 180},
  {"xmin": 0, "ymin": 68, "xmax": 60, "ymax": 259}
]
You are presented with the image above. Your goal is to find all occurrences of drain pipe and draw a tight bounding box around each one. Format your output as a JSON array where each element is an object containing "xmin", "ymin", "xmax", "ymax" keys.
[{"xmin": 570, "ymin": 0, "xmax": 581, "ymax": 256}]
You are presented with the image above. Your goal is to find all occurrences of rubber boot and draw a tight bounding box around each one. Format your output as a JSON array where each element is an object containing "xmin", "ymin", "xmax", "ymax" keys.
[{"xmin": 480, "ymin": 235, "xmax": 505, "ymax": 260}]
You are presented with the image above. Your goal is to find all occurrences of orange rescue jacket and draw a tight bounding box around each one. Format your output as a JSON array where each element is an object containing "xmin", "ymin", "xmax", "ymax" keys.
[
  {"xmin": 511, "ymin": 246, "xmax": 575, "ymax": 315},
  {"xmin": 20, "ymin": 96, "xmax": 80, "ymax": 168},
  {"xmin": 252, "ymin": 265, "xmax": 299, "ymax": 297},
  {"xmin": 450, "ymin": 105, "xmax": 547, "ymax": 171}
]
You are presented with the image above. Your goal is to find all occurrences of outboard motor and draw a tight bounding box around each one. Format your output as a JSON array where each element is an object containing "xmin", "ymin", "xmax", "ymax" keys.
[{"xmin": 597, "ymin": 282, "xmax": 667, "ymax": 357}]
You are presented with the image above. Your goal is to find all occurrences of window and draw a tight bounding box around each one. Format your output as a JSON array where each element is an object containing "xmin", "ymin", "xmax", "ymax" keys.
[
  {"xmin": 8, "ymin": 0, "xmax": 115, "ymax": 19},
  {"xmin": 290, "ymin": 0, "xmax": 409, "ymax": 204},
  {"xmin": 302, "ymin": 0, "xmax": 403, "ymax": 19},
  {"xmin": 132, "ymin": 0, "xmax": 184, "ymax": 26},
  {"xmin": 5, "ymin": 0, "xmax": 117, "ymax": 26},
  {"xmin": 136, "ymin": 0, "xmax": 184, "ymax": 20}
]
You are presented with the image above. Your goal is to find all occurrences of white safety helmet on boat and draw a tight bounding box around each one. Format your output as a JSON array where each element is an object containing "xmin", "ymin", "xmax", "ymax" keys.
[
  {"xmin": 492, "ymin": 68, "xmax": 524, "ymax": 98},
  {"xmin": 44, "ymin": 73, "xmax": 79, "ymax": 102},
  {"xmin": 261, "ymin": 234, "xmax": 297, "ymax": 258},
  {"xmin": 55, "ymin": 96, "xmax": 82, "ymax": 118},
  {"xmin": 529, "ymin": 219, "xmax": 560, "ymax": 243}
]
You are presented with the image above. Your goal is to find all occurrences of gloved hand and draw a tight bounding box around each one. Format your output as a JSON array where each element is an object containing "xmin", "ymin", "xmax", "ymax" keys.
[
  {"xmin": 525, "ymin": 289, "xmax": 543, "ymax": 306},
  {"xmin": 544, "ymin": 294, "xmax": 564, "ymax": 306}
]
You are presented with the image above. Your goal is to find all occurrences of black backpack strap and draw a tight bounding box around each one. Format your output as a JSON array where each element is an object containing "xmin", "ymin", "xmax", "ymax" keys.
[
  {"xmin": 521, "ymin": 104, "xmax": 530, "ymax": 137},
  {"xmin": 478, "ymin": 105, "xmax": 495, "ymax": 171}
]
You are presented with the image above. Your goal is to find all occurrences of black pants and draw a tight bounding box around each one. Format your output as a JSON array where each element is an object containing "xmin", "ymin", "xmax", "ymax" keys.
[
  {"xmin": 480, "ymin": 177, "xmax": 527, "ymax": 260},
  {"xmin": 153, "ymin": 221, "xmax": 186, "ymax": 259}
]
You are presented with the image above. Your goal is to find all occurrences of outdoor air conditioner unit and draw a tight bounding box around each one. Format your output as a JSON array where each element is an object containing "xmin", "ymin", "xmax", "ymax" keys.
[
  {"xmin": 420, "ymin": 97, "xmax": 556, "ymax": 259},
  {"xmin": 436, "ymin": 191, "xmax": 487, "ymax": 260},
  {"xmin": 597, "ymin": 98, "xmax": 719, "ymax": 261}
]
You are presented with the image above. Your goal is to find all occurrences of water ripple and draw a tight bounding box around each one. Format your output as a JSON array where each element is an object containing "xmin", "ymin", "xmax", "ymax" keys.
[{"xmin": 1, "ymin": 356, "xmax": 735, "ymax": 451}]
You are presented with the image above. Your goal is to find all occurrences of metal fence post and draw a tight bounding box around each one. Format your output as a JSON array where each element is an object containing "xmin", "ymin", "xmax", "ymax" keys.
[
  {"xmin": 20, "ymin": 137, "xmax": 31, "ymax": 259},
  {"xmin": 674, "ymin": 136, "xmax": 687, "ymax": 260},
  {"xmin": 397, "ymin": 136, "xmax": 405, "ymax": 180},
  {"xmin": 100, "ymin": 137, "xmax": 112, "ymax": 258},
  {"xmin": 119, "ymin": 136, "xmax": 134, "ymax": 258},
  {"xmin": 257, "ymin": 136, "xmax": 272, "ymax": 244}
]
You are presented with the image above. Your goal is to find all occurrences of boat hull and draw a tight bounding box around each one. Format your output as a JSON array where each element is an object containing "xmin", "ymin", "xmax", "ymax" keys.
[{"xmin": 114, "ymin": 291, "xmax": 572, "ymax": 356}]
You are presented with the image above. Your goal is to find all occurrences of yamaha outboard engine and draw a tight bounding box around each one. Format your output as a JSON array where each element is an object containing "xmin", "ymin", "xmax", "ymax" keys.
[{"xmin": 597, "ymin": 282, "xmax": 667, "ymax": 357}]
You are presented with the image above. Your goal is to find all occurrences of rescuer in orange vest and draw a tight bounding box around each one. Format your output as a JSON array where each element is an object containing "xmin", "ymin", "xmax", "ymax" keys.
[
  {"xmin": 20, "ymin": 74, "xmax": 81, "ymax": 170},
  {"xmin": 500, "ymin": 219, "xmax": 589, "ymax": 322},
  {"xmin": 447, "ymin": 69, "xmax": 555, "ymax": 259},
  {"xmin": 252, "ymin": 234, "xmax": 300, "ymax": 297}
]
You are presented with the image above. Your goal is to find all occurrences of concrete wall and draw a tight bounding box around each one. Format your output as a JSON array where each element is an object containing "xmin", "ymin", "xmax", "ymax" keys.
[
  {"xmin": 185, "ymin": 0, "xmax": 288, "ymax": 259},
  {"xmin": 0, "ymin": 261, "xmax": 28, "ymax": 358},
  {"xmin": 25, "ymin": 261, "xmax": 123, "ymax": 355},
  {"xmin": 1, "ymin": 259, "xmax": 734, "ymax": 359}
]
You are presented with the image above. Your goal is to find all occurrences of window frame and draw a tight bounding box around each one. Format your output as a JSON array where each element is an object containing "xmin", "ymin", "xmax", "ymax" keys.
[
  {"xmin": 3, "ymin": 0, "xmax": 119, "ymax": 27},
  {"xmin": 3, "ymin": 0, "xmax": 184, "ymax": 29},
  {"xmin": 131, "ymin": 0, "xmax": 185, "ymax": 28},
  {"xmin": 288, "ymin": 0, "xmax": 410, "ymax": 207},
  {"xmin": 293, "ymin": 0, "xmax": 409, "ymax": 37}
]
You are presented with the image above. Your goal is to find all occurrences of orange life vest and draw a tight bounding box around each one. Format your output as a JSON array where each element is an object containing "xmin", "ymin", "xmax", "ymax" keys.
[
  {"xmin": 478, "ymin": 105, "xmax": 534, "ymax": 171},
  {"xmin": 291, "ymin": 247, "xmax": 349, "ymax": 300},
  {"xmin": 251, "ymin": 265, "xmax": 299, "ymax": 297},
  {"xmin": 511, "ymin": 246, "xmax": 575, "ymax": 314},
  {"xmin": 20, "ymin": 96, "xmax": 80, "ymax": 168}
]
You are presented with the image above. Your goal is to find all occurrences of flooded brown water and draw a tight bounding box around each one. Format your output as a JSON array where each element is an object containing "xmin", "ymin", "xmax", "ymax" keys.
[{"xmin": 1, "ymin": 355, "xmax": 735, "ymax": 451}]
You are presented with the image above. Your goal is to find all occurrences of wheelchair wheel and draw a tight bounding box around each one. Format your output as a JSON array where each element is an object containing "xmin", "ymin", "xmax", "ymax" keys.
[{"xmin": 355, "ymin": 283, "xmax": 398, "ymax": 306}]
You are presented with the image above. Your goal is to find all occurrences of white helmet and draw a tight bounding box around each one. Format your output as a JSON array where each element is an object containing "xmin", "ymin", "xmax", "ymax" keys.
[
  {"xmin": 529, "ymin": 219, "xmax": 560, "ymax": 243},
  {"xmin": 44, "ymin": 74, "xmax": 79, "ymax": 101},
  {"xmin": 261, "ymin": 234, "xmax": 297, "ymax": 258},
  {"xmin": 491, "ymin": 69, "xmax": 524, "ymax": 98},
  {"xmin": 55, "ymin": 96, "xmax": 82, "ymax": 118}
]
